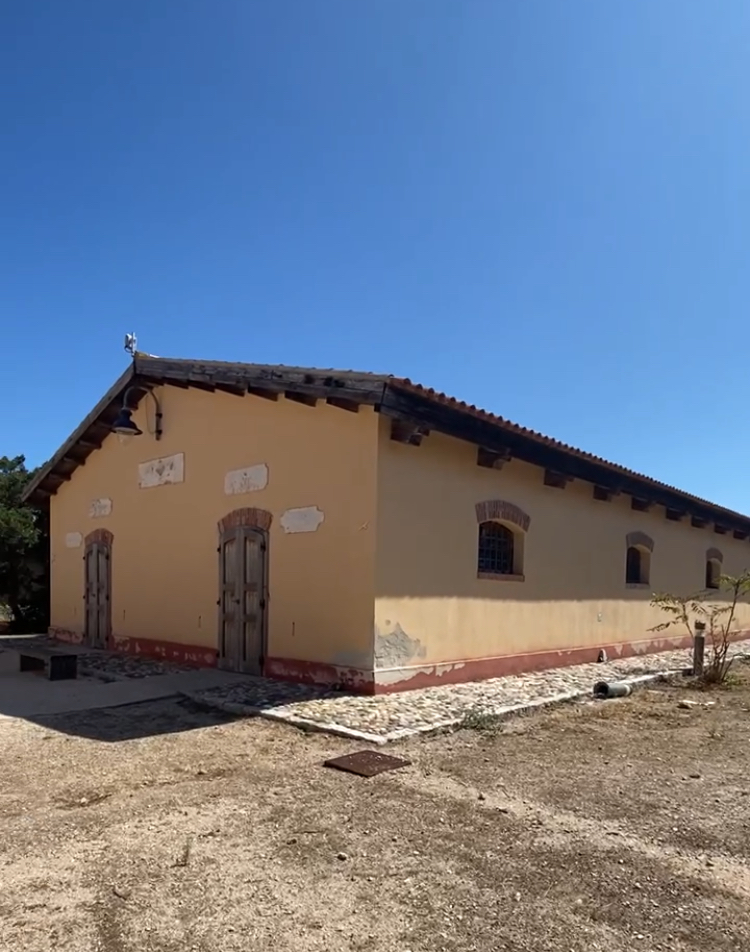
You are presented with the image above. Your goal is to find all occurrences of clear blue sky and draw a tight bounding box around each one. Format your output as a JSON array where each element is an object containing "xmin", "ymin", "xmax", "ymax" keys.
[{"xmin": 2, "ymin": 2, "xmax": 749, "ymax": 510}]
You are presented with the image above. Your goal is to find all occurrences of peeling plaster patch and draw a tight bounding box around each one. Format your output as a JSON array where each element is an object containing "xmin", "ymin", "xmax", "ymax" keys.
[
  {"xmin": 224, "ymin": 463, "xmax": 269, "ymax": 495},
  {"xmin": 89, "ymin": 497, "xmax": 112, "ymax": 518},
  {"xmin": 65, "ymin": 532, "xmax": 83, "ymax": 548},
  {"xmin": 374, "ymin": 661, "xmax": 466, "ymax": 687},
  {"xmin": 280, "ymin": 506, "xmax": 324, "ymax": 534},
  {"xmin": 138, "ymin": 453, "xmax": 184, "ymax": 489},
  {"xmin": 374, "ymin": 624, "xmax": 427, "ymax": 669}
]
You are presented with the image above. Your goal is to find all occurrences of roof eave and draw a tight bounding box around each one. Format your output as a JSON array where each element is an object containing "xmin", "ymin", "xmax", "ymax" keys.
[
  {"xmin": 24, "ymin": 357, "xmax": 750, "ymax": 536},
  {"xmin": 381, "ymin": 382, "xmax": 750, "ymax": 536},
  {"xmin": 22, "ymin": 364, "xmax": 136, "ymax": 507},
  {"xmin": 22, "ymin": 359, "xmax": 388, "ymax": 506}
]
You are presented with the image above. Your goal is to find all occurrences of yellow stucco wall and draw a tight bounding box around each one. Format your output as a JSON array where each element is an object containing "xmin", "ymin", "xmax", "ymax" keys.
[
  {"xmin": 49, "ymin": 385, "xmax": 379, "ymax": 671},
  {"xmin": 374, "ymin": 418, "xmax": 750, "ymax": 682}
]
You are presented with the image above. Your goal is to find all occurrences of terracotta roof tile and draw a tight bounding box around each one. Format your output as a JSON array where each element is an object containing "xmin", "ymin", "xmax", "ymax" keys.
[
  {"xmin": 22, "ymin": 356, "xmax": 750, "ymax": 526},
  {"xmin": 388, "ymin": 377, "xmax": 739, "ymax": 516}
]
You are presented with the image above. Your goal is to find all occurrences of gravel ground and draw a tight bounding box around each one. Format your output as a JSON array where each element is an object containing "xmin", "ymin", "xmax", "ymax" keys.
[
  {"xmin": 188, "ymin": 639, "xmax": 750, "ymax": 741},
  {"xmin": 1, "ymin": 664, "xmax": 749, "ymax": 951}
]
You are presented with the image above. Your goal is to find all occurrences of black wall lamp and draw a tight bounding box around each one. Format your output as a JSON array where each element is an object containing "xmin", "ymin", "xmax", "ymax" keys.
[{"xmin": 111, "ymin": 386, "xmax": 163, "ymax": 442}]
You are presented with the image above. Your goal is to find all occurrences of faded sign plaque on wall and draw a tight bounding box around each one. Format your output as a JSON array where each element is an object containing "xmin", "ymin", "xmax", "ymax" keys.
[
  {"xmin": 224, "ymin": 463, "xmax": 269, "ymax": 496},
  {"xmin": 65, "ymin": 532, "xmax": 83, "ymax": 549},
  {"xmin": 280, "ymin": 506, "xmax": 325, "ymax": 534},
  {"xmin": 89, "ymin": 497, "xmax": 113, "ymax": 519},
  {"xmin": 138, "ymin": 453, "xmax": 185, "ymax": 489}
]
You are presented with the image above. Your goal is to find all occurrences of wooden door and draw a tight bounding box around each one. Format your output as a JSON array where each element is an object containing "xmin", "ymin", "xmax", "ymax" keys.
[
  {"xmin": 218, "ymin": 526, "xmax": 267, "ymax": 674},
  {"xmin": 84, "ymin": 539, "xmax": 111, "ymax": 648}
]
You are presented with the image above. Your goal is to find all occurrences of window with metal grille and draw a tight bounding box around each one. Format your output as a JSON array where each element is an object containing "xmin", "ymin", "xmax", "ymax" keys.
[{"xmin": 478, "ymin": 521, "xmax": 515, "ymax": 575}]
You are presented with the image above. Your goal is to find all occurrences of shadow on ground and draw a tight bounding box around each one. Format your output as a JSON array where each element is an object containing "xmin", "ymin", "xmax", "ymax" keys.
[
  {"xmin": 0, "ymin": 635, "xmax": 348, "ymax": 742},
  {"xmin": 29, "ymin": 696, "xmax": 240, "ymax": 742}
]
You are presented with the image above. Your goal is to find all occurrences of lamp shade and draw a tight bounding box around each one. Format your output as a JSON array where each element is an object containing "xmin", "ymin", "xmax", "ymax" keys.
[{"xmin": 111, "ymin": 407, "xmax": 143, "ymax": 437}]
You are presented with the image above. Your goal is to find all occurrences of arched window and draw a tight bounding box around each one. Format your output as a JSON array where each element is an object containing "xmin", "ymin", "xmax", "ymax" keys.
[
  {"xmin": 705, "ymin": 548, "xmax": 722, "ymax": 590},
  {"xmin": 625, "ymin": 532, "xmax": 653, "ymax": 586},
  {"xmin": 625, "ymin": 546, "xmax": 643, "ymax": 584},
  {"xmin": 478, "ymin": 522, "xmax": 515, "ymax": 576},
  {"xmin": 705, "ymin": 560, "xmax": 720, "ymax": 589}
]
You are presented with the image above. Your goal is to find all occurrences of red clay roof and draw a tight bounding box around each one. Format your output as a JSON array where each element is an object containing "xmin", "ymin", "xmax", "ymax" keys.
[
  {"xmin": 391, "ymin": 376, "xmax": 729, "ymax": 513},
  {"xmin": 21, "ymin": 355, "xmax": 750, "ymax": 529}
]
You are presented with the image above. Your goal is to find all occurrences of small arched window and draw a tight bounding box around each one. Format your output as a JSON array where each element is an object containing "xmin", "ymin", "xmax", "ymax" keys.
[
  {"xmin": 478, "ymin": 522, "xmax": 515, "ymax": 576},
  {"xmin": 705, "ymin": 548, "xmax": 722, "ymax": 590},
  {"xmin": 625, "ymin": 546, "xmax": 643, "ymax": 584},
  {"xmin": 705, "ymin": 560, "xmax": 720, "ymax": 589},
  {"xmin": 625, "ymin": 532, "xmax": 653, "ymax": 586}
]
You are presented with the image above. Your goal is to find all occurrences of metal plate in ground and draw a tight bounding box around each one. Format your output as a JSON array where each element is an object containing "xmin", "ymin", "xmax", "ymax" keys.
[{"xmin": 324, "ymin": 750, "xmax": 411, "ymax": 778}]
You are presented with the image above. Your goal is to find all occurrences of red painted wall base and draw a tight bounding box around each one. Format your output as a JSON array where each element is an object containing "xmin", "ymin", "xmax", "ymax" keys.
[
  {"xmin": 47, "ymin": 628, "xmax": 374, "ymax": 691},
  {"xmin": 48, "ymin": 626, "xmax": 750, "ymax": 696},
  {"xmin": 371, "ymin": 630, "xmax": 750, "ymax": 693},
  {"xmin": 263, "ymin": 656, "xmax": 375, "ymax": 694},
  {"xmin": 48, "ymin": 627, "xmax": 218, "ymax": 668}
]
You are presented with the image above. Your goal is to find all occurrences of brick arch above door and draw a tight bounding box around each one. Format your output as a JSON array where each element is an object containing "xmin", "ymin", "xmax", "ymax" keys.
[
  {"xmin": 218, "ymin": 508, "xmax": 273, "ymax": 534},
  {"xmin": 85, "ymin": 528, "xmax": 113, "ymax": 546}
]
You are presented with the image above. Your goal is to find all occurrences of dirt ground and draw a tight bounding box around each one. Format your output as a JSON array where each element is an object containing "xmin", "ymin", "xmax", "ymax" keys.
[{"xmin": 1, "ymin": 665, "xmax": 749, "ymax": 952}]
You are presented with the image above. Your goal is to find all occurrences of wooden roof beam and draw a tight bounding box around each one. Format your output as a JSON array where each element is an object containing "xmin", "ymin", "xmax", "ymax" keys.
[
  {"xmin": 326, "ymin": 397, "xmax": 360, "ymax": 413},
  {"xmin": 143, "ymin": 359, "xmax": 385, "ymax": 405},
  {"xmin": 390, "ymin": 419, "xmax": 427, "ymax": 446},
  {"xmin": 477, "ymin": 447, "xmax": 511, "ymax": 470},
  {"xmin": 378, "ymin": 384, "xmax": 750, "ymax": 535},
  {"xmin": 247, "ymin": 386, "xmax": 279, "ymax": 401},
  {"xmin": 543, "ymin": 470, "xmax": 572, "ymax": 489},
  {"xmin": 215, "ymin": 382, "xmax": 247, "ymax": 397},
  {"xmin": 285, "ymin": 391, "xmax": 318, "ymax": 407},
  {"xmin": 593, "ymin": 485, "xmax": 620, "ymax": 502},
  {"xmin": 186, "ymin": 378, "xmax": 215, "ymax": 392},
  {"xmin": 46, "ymin": 472, "xmax": 70, "ymax": 486}
]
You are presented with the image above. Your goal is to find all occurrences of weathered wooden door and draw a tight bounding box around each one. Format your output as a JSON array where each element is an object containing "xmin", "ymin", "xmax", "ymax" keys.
[
  {"xmin": 218, "ymin": 526, "xmax": 267, "ymax": 674},
  {"xmin": 84, "ymin": 539, "xmax": 111, "ymax": 648}
]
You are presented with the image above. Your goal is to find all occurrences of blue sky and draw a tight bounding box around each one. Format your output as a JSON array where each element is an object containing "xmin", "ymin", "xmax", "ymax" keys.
[{"xmin": 2, "ymin": 1, "xmax": 749, "ymax": 510}]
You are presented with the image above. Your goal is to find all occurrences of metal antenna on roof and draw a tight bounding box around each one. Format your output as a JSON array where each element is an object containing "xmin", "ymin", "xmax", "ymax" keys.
[{"xmin": 124, "ymin": 333, "xmax": 137, "ymax": 357}]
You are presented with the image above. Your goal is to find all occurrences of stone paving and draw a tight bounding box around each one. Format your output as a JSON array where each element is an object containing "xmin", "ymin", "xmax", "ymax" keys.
[
  {"xmin": 187, "ymin": 640, "xmax": 750, "ymax": 744},
  {"xmin": 76, "ymin": 652, "xmax": 194, "ymax": 681},
  {"xmin": 0, "ymin": 635, "xmax": 55, "ymax": 652},
  {"xmin": 4, "ymin": 635, "xmax": 749, "ymax": 743},
  {"xmin": 0, "ymin": 638, "xmax": 193, "ymax": 681}
]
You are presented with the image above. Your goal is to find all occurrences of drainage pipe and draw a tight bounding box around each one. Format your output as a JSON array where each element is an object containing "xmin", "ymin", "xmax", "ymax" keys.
[{"xmin": 593, "ymin": 681, "xmax": 633, "ymax": 699}]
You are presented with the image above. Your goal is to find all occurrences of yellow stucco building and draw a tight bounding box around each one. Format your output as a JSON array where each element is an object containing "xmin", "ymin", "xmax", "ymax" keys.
[{"xmin": 24, "ymin": 354, "xmax": 750, "ymax": 693}]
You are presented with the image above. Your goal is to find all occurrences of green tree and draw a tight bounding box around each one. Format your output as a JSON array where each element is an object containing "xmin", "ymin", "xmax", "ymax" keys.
[
  {"xmin": 0, "ymin": 455, "xmax": 49, "ymax": 632},
  {"xmin": 651, "ymin": 570, "xmax": 750, "ymax": 684}
]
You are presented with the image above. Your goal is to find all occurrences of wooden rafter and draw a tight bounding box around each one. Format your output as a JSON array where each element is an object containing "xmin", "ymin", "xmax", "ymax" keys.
[
  {"xmin": 20, "ymin": 357, "xmax": 750, "ymax": 539},
  {"xmin": 477, "ymin": 447, "xmax": 511, "ymax": 470}
]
